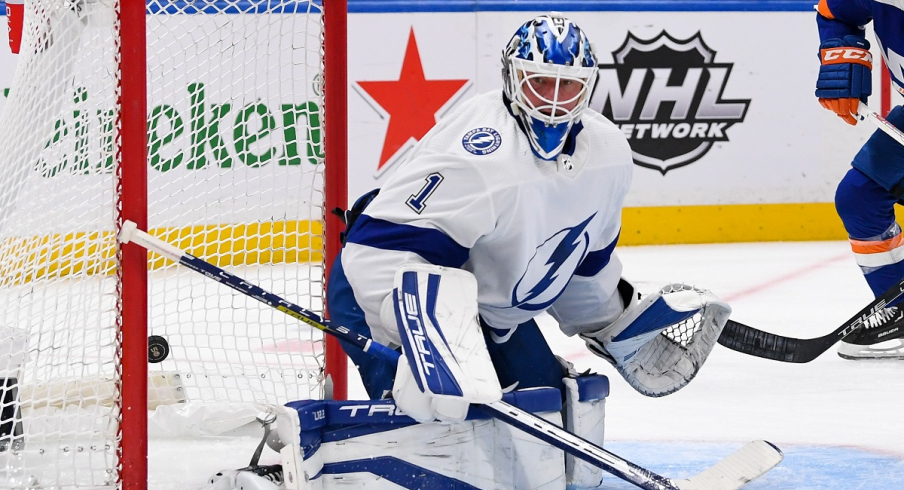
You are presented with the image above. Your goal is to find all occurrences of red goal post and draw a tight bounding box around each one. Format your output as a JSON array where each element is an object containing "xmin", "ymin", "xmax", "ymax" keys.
[{"xmin": 0, "ymin": 0, "xmax": 347, "ymax": 488}]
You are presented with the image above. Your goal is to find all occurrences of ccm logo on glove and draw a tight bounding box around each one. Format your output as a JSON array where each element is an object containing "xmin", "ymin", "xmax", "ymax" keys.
[{"xmin": 820, "ymin": 47, "xmax": 872, "ymax": 67}]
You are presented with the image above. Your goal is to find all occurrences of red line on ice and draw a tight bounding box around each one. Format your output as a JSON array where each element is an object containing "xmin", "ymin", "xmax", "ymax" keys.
[{"xmin": 722, "ymin": 252, "xmax": 850, "ymax": 302}]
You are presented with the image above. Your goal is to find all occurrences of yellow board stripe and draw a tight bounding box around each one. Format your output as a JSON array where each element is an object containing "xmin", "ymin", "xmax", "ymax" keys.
[
  {"xmin": 0, "ymin": 221, "xmax": 324, "ymax": 285},
  {"xmin": 2, "ymin": 202, "xmax": 901, "ymax": 284},
  {"xmin": 620, "ymin": 202, "xmax": 852, "ymax": 245},
  {"xmin": 149, "ymin": 221, "xmax": 324, "ymax": 269},
  {"xmin": 620, "ymin": 202, "xmax": 870, "ymax": 245},
  {"xmin": 0, "ymin": 230, "xmax": 117, "ymax": 285}
]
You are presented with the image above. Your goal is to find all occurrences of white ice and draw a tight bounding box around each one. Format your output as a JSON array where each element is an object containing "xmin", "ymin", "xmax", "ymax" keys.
[{"xmin": 148, "ymin": 240, "xmax": 904, "ymax": 489}]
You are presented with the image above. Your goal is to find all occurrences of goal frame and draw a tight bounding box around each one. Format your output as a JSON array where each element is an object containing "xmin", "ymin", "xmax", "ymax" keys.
[{"xmin": 118, "ymin": 1, "xmax": 348, "ymax": 487}]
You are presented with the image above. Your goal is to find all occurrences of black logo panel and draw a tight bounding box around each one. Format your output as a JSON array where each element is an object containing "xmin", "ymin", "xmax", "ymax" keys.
[{"xmin": 594, "ymin": 31, "xmax": 751, "ymax": 174}]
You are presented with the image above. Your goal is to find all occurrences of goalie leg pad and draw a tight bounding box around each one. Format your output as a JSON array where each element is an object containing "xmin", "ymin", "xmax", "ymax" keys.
[
  {"xmin": 563, "ymin": 375, "xmax": 608, "ymax": 490},
  {"xmin": 277, "ymin": 388, "xmax": 567, "ymax": 490},
  {"xmin": 391, "ymin": 264, "xmax": 501, "ymax": 423}
]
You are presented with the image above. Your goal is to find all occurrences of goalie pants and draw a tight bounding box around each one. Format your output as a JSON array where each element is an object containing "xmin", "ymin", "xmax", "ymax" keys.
[
  {"xmin": 836, "ymin": 105, "xmax": 904, "ymax": 301},
  {"xmin": 327, "ymin": 252, "xmax": 566, "ymax": 400}
]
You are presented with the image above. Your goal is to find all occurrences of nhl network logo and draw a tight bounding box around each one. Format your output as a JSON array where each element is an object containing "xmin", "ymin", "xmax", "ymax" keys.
[{"xmin": 593, "ymin": 31, "xmax": 751, "ymax": 174}]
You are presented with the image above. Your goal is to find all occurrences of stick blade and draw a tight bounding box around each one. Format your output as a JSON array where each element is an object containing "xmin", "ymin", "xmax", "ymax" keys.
[
  {"xmin": 672, "ymin": 440, "xmax": 783, "ymax": 490},
  {"xmin": 718, "ymin": 320, "xmax": 828, "ymax": 363}
]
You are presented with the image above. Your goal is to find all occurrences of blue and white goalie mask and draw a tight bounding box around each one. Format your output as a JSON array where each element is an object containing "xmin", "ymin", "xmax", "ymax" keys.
[{"xmin": 502, "ymin": 13, "xmax": 599, "ymax": 160}]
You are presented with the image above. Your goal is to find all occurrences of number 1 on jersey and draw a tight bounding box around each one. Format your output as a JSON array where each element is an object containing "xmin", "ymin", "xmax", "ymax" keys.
[{"xmin": 407, "ymin": 173, "xmax": 444, "ymax": 214}]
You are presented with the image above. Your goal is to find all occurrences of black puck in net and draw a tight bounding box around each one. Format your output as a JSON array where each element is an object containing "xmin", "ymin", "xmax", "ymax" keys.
[{"xmin": 148, "ymin": 335, "xmax": 170, "ymax": 363}]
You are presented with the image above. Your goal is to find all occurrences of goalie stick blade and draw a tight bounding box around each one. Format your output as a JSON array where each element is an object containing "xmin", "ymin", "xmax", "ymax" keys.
[{"xmin": 672, "ymin": 440, "xmax": 783, "ymax": 490}]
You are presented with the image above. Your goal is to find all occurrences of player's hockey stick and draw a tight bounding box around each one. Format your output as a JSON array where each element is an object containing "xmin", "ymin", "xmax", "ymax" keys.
[
  {"xmin": 858, "ymin": 102, "xmax": 904, "ymax": 145},
  {"xmin": 119, "ymin": 220, "xmax": 782, "ymax": 490},
  {"xmin": 718, "ymin": 104, "xmax": 904, "ymax": 363},
  {"xmin": 718, "ymin": 272, "xmax": 904, "ymax": 363}
]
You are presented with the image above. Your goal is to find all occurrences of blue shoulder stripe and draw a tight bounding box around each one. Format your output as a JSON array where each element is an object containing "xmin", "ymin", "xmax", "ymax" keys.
[
  {"xmin": 574, "ymin": 231, "xmax": 619, "ymax": 277},
  {"xmin": 346, "ymin": 214, "xmax": 470, "ymax": 268}
]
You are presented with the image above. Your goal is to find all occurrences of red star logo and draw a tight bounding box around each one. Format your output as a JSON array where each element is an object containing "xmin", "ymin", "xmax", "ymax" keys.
[{"xmin": 357, "ymin": 28, "xmax": 469, "ymax": 170}]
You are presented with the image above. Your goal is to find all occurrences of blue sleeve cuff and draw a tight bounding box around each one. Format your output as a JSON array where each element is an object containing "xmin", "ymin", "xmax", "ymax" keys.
[{"xmin": 816, "ymin": 10, "xmax": 866, "ymax": 43}]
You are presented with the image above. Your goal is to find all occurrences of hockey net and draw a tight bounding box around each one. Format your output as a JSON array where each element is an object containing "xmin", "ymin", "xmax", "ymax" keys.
[{"xmin": 0, "ymin": 0, "xmax": 345, "ymax": 487}]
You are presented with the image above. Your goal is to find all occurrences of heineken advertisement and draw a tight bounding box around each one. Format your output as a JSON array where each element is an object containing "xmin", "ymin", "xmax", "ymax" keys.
[{"xmin": 32, "ymin": 82, "xmax": 322, "ymax": 178}]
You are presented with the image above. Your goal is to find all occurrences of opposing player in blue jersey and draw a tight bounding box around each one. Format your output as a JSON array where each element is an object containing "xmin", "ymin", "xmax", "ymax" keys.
[
  {"xmin": 815, "ymin": 0, "xmax": 904, "ymax": 359},
  {"xmin": 329, "ymin": 12, "xmax": 729, "ymax": 410}
]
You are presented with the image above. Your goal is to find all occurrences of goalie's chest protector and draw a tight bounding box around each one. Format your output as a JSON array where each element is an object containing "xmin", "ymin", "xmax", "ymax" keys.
[{"xmin": 373, "ymin": 91, "xmax": 633, "ymax": 328}]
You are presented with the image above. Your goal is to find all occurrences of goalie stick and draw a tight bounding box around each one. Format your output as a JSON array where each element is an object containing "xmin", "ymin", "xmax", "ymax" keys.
[
  {"xmin": 718, "ymin": 104, "xmax": 904, "ymax": 363},
  {"xmin": 119, "ymin": 220, "xmax": 782, "ymax": 490}
]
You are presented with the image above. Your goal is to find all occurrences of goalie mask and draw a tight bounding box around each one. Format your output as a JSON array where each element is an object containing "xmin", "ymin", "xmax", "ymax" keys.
[{"xmin": 502, "ymin": 13, "xmax": 599, "ymax": 161}]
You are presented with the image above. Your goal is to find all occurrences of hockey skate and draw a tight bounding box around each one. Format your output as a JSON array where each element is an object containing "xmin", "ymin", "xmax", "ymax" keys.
[{"xmin": 838, "ymin": 306, "xmax": 904, "ymax": 360}]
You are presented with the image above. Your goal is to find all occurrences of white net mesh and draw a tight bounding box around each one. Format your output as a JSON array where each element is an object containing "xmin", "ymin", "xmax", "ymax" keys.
[{"xmin": 0, "ymin": 0, "xmax": 330, "ymax": 487}]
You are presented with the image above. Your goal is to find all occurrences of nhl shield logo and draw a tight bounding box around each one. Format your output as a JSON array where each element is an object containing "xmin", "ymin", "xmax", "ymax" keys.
[{"xmin": 593, "ymin": 31, "xmax": 751, "ymax": 174}]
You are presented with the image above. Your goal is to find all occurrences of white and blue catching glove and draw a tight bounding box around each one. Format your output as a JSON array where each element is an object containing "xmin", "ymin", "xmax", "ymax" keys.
[
  {"xmin": 389, "ymin": 264, "xmax": 502, "ymax": 423},
  {"xmin": 581, "ymin": 283, "xmax": 731, "ymax": 397}
]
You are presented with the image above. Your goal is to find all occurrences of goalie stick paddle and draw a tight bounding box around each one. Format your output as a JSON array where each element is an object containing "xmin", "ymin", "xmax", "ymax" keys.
[
  {"xmin": 718, "ymin": 274, "xmax": 904, "ymax": 363},
  {"xmin": 119, "ymin": 220, "xmax": 783, "ymax": 490}
]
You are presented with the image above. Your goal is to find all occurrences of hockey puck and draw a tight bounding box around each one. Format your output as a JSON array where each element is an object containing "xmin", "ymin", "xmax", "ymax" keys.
[{"xmin": 148, "ymin": 335, "xmax": 170, "ymax": 363}]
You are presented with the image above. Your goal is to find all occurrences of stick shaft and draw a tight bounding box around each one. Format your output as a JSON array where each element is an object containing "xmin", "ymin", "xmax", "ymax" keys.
[
  {"xmin": 120, "ymin": 222, "xmax": 400, "ymax": 362},
  {"xmin": 480, "ymin": 401, "xmax": 676, "ymax": 489},
  {"xmin": 858, "ymin": 102, "xmax": 904, "ymax": 145}
]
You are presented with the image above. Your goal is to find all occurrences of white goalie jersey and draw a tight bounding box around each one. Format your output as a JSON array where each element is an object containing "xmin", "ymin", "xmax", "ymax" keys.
[{"xmin": 341, "ymin": 90, "xmax": 634, "ymax": 347}]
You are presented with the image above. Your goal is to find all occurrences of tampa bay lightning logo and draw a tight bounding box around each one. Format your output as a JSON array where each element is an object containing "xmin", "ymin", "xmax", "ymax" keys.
[
  {"xmin": 512, "ymin": 215, "xmax": 594, "ymax": 311},
  {"xmin": 462, "ymin": 127, "xmax": 502, "ymax": 155}
]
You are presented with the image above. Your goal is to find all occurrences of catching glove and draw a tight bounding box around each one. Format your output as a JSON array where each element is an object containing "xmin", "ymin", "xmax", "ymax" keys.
[{"xmin": 581, "ymin": 284, "xmax": 731, "ymax": 397}]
